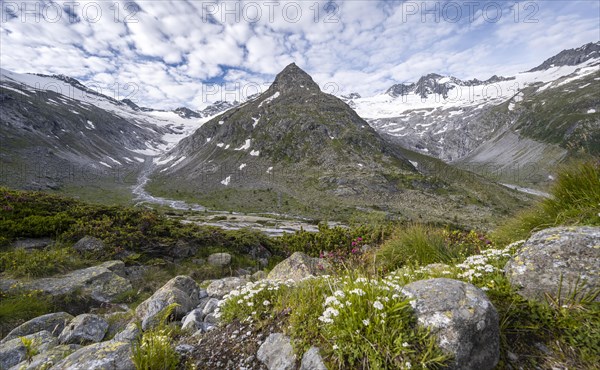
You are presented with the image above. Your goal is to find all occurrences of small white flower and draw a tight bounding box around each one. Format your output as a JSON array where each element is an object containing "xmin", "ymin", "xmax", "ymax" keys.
[
  {"xmin": 402, "ymin": 342, "xmax": 410, "ymax": 348},
  {"xmin": 405, "ymin": 361, "xmax": 412, "ymax": 369},
  {"xmin": 247, "ymin": 302, "xmax": 254, "ymax": 307},
  {"xmin": 263, "ymin": 300, "xmax": 270, "ymax": 306},
  {"xmin": 332, "ymin": 344, "xmax": 339, "ymax": 350},
  {"xmin": 362, "ymin": 319, "xmax": 370, "ymax": 326},
  {"xmin": 373, "ymin": 301, "xmax": 384, "ymax": 310},
  {"xmin": 333, "ymin": 290, "xmax": 346, "ymax": 298}
]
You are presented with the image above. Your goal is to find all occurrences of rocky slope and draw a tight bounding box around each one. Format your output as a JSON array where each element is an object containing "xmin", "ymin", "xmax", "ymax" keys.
[
  {"xmin": 147, "ymin": 64, "xmax": 529, "ymax": 226},
  {"xmin": 346, "ymin": 41, "xmax": 600, "ymax": 186}
]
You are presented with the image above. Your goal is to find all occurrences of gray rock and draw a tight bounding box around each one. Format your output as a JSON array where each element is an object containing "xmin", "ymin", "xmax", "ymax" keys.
[
  {"xmin": 112, "ymin": 322, "xmax": 140, "ymax": 343},
  {"xmin": 0, "ymin": 261, "xmax": 132, "ymax": 304},
  {"xmin": 72, "ymin": 236, "xmax": 106, "ymax": 254},
  {"xmin": 208, "ymin": 252, "xmax": 232, "ymax": 267},
  {"xmin": 402, "ymin": 278, "xmax": 499, "ymax": 370},
  {"xmin": 202, "ymin": 298, "xmax": 220, "ymax": 317},
  {"xmin": 204, "ymin": 313, "xmax": 219, "ymax": 324},
  {"xmin": 1, "ymin": 312, "xmax": 73, "ymax": 344},
  {"xmin": 49, "ymin": 340, "xmax": 134, "ymax": 370},
  {"xmin": 9, "ymin": 344, "xmax": 81, "ymax": 370},
  {"xmin": 0, "ymin": 331, "xmax": 57, "ymax": 370},
  {"xmin": 257, "ymin": 333, "xmax": 296, "ymax": 370},
  {"xmin": 181, "ymin": 308, "xmax": 205, "ymax": 332},
  {"xmin": 191, "ymin": 322, "xmax": 216, "ymax": 336},
  {"xmin": 300, "ymin": 347, "xmax": 327, "ymax": 370},
  {"xmin": 135, "ymin": 275, "xmax": 201, "ymax": 330},
  {"xmin": 267, "ymin": 252, "xmax": 330, "ymax": 282},
  {"xmin": 505, "ymin": 226, "xmax": 600, "ymax": 302},
  {"xmin": 252, "ymin": 271, "xmax": 267, "ymax": 281},
  {"xmin": 11, "ymin": 237, "xmax": 54, "ymax": 250},
  {"xmin": 123, "ymin": 265, "xmax": 148, "ymax": 283},
  {"xmin": 206, "ymin": 277, "xmax": 247, "ymax": 298},
  {"xmin": 58, "ymin": 314, "xmax": 108, "ymax": 345}
]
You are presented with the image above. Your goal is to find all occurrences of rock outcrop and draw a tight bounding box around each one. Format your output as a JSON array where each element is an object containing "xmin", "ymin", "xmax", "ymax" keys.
[
  {"xmin": 505, "ymin": 226, "xmax": 600, "ymax": 302},
  {"xmin": 267, "ymin": 252, "xmax": 329, "ymax": 282},
  {"xmin": 257, "ymin": 333, "xmax": 296, "ymax": 370},
  {"xmin": 1, "ymin": 312, "xmax": 73, "ymax": 344}
]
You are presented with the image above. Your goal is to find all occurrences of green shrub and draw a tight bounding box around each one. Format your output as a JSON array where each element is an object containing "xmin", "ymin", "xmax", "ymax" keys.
[
  {"xmin": 376, "ymin": 224, "xmax": 455, "ymax": 270},
  {"xmin": 132, "ymin": 304, "xmax": 180, "ymax": 370},
  {"xmin": 0, "ymin": 246, "xmax": 87, "ymax": 278},
  {"xmin": 494, "ymin": 160, "xmax": 600, "ymax": 244}
]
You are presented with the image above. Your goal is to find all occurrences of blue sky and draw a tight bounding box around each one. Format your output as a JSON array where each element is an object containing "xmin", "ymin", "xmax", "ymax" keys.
[{"xmin": 0, "ymin": 0, "xmax": 598, "ymax": 109}]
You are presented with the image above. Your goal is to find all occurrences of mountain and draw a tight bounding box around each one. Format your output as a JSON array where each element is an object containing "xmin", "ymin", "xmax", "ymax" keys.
[
  {"xmin": 347, "ymin": 41, "xmax": 600, "ymax": 186},
  {"xmin": 146, "ymin": 64, "xmax": 529, "ymax": 226},
  {"xmin": 0, "ymin": 69, "xmax": 231, "ymax": 202}
]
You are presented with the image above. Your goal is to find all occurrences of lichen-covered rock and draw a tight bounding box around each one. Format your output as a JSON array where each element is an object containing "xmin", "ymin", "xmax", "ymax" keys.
[
  {"xmin": 49, "ymin": 340, "xmax": 134, "ymax": 370},
  {"xmin": 72, "ymin": 236, "xmax": 106, "ymax": 254},
  {"xmin": 135, "ymin": 275, "xmax": 201, "ymax": 330},
  {"xmin": 300, "ymin": 346, "xmax": 327, "ymax": 370},
  {"xmin": 0, "ymin": 331, "xmax": 57, "ymax": 370},
  {"xmin": 112, "ymin": 323, "xmax": 140, "ymax": 343},
  {"xmin": 0, "ymin": 261, "xmax": 132, "ymax": 304},
  {"xmin": 267, "ymin": 252, "xmax": 330, "ymax": 282},
  {"xmin": 505, "ymin": 226, "xmax": 600, "ymax": 302},
  {"xmin": 257, "ymin": 333, "xmax": 296, "ymax": 370},
  {"xmin": 402, "ymin": 278, "xmax": 499, "ymax": 370},
  {"xmin": 181, "ymin": 308, "xmax": 205, "ymax": 332},
  {"xmin": 9, "ymin": 344, "xmax": 81, "ymax": 370},
  {"xmin": 1, "ymin": 312, "xmax": 73, "ymax": 344},
  {"xmin": 58, "ymin": 314, "xmax": 108, "ymax": 345},
  {"xmin": 207, "ymin": 252, "xmax": 232, "ymax": 267},
  {"xmin": 206, "ymin": 277, "xmax": 247, "ymax": 298}
]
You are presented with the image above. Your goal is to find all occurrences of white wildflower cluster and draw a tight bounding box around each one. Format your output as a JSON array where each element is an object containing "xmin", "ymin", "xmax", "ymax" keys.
[
  {"xmin": 455, "ymin": 245, "xmax": 515, "ymax": 281},
  {"xmin": 215, "ymin": 279, "xmax": 296, "ymax": 321}
]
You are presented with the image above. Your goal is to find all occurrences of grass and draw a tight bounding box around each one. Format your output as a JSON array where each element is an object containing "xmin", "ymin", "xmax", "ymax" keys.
[
  {"xmin": 493, "ymin": 160, "xmax": 600, "ymax": 243},
  {"xmin": 132, "ymin": 303, "xmax": 180, "ymax": 370},
  {"xmin": 0, "ymin": 245, "xmax": 89, "ymax": 278},
  {"xmin": 0, "ymin": 290, "xmax": 53, "ymax": 338}
]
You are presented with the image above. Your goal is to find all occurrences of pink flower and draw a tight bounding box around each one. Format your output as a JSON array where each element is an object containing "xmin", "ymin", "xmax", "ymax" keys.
[
  {"xmin": 351, "ymin": 248, "xmax": 359, "ymax": 254},
  {"xmin": 357, "ymin": 237, "xmax": 363, "ymax": 242},
  {"xmin": 351, "ymin": 241, "xmax": 357, "ymax": 247}
]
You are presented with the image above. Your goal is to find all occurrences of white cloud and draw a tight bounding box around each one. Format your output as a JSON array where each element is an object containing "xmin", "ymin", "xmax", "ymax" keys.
[{"xmin": 0, "ymin": 0, "xmax": 597, "ymax": 108}]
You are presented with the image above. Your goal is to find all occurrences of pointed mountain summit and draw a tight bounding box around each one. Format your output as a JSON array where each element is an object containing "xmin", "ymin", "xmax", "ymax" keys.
[{"xmin": 147, "ymin": 64, "xmax": 525, "ymax": 222}]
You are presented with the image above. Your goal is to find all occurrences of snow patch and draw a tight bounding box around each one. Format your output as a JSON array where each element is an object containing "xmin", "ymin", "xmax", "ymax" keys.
[
  {"xmin": 258, "ymin": 91, "xmax": 280, "ymax": 107},
  {"xmin": 99, "ymin": 161, "xmax": 112, "ymax": 168},
  {"xmin": 221, "ymin": 176, "xmax": 231, "ymax": 186},
  {"xmin": 250, "ymin": 150, "xmax": 260, "ymax": 156},
  {"xmin": 266, "ymin": 167, "xmax": 273, "ymax": 174},
  {"xmin": 409, "ymin": 160, "xmax": 418, "ymax": 168},
  {"xmin": 85, "ymin": 120, "xmax": 95, "ymax": 130},
  {"xmin": 134, "ymin": 157, "xmax": 145, "ymax": 163},
  {"xmin": 252, "ymin": 117, "xmax": 260, "ymax": 128},
  {"xmin": 235, "ymin": 139, "xmax": 251, "ymax": 151},
  {"xmin": 219, "ymin": 120, "xmax": 225, "ymax": 125},
  {"xmin": 206, "ymin": 137, "xmax": 212, "ymax": 143},
  {"xmin": 216, "ymin": 143, "xmax": 225, "ymax": 148},
  {"xmin": 239, "ymin": 163, "xmax": 247, "ymax": 170},
  {"xmin": 587, "ymin": 108, "xmax": 597, "ymax": 114}
]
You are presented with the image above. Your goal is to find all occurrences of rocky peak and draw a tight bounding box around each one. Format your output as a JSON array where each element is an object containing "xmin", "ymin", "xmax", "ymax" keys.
[
  {"xmin": 270, "ymin": 63, "xmax": 320, "ymax": 93},
  {"xmin": 528, "ymin": 41, "xmax": 600, "ymax": 72},
  {"xmin": 173, "ymin": 107, "xmax": 201, "ymax": 119}
]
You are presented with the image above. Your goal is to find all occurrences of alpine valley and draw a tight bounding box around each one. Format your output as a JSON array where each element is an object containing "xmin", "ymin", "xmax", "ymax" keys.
[{"xmin": 1, "ymin": 41, "xmax": 599, "ymax": 228}]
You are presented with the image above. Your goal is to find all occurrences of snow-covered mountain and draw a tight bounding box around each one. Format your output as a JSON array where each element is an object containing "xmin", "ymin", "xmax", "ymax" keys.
[
  {"xmin": 344, "ymin": 41, "xmax": 600, "ymax": 185},
  {"xmin": 0, "ymin": 69, "xmax": 235, "ymax": 197}
]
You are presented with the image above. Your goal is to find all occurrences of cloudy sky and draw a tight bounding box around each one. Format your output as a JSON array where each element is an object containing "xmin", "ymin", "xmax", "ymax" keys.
[{"xmin": 1, "ymin": 0, "xmax": 598, "ymax": 109}]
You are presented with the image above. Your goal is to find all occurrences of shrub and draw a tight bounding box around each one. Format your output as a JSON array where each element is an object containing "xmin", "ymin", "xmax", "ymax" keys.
[
  {"xmin": 0, "ymin": 290, "xmax": 53, "ymax": 338},
  {"xmin": 132, "ymin": 304, "xmax": 180, "ymax": 370},
  {"xmin": 375, "ymin": 224, "xmax": 455, "ymax": 270},
  {"xmin": 0, "ymin": 246, "xmax": 87, "ymax": 278}
]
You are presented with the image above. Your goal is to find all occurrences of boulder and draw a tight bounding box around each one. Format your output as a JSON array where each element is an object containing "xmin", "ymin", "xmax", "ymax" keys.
[
  {"xmin": 300, "ymin": 347, "xmax": 327, "ymax": 370},
  {"xmin": 206, "ymin": 277, "xmax": 247, "ymax": 298},
  {"xmin": 1, "ymin": 312, "xmax": 73, "ymax": 344},
  {"xmin": 0, "ymin": 261, "xmax": 132, "ymax": 304},
  {"xmin": 135, "ymin": 275, "xmax": 201, "ymax": 330},
  {"xmin": 112, "ymin": 323, "xmax": 140, "ymax": 343},
  {"xmin": 207, "ymin": 252, "xmax": 232, "ymax": 267},
  {"xmin": 402, "ymin": 278, "xmax": 499, "ymax": 370},
  {"xmin": 505, "ymin": 226, "xmax": 600, "ymax": 302},
  {"xmin": 9, "ymin": 344, "xmax": 81, "ymax": 370},
  {"xmin": 257, "ymin": 333, "xmax": 296, "ymax": 370},
  {"xmin": 49, "ymin": 340, "xmax": 134, "ymax": 370},
  {"xmin": 267, "ymin": 252, "xmax": 330, "ymax": 282},
  {"xmin": 202, "ymin": 298, "xmax": 220, "ymax": 317},
  {"xmin": 58, "ymin": 314, "xmax": 108, "ymax": 345},
  {"xmin": 72, "ymin": 236, "xmax": 106, "ymax": 254},
  {"xmin": 0, "ymin": 331, "xmax": 57, "ymax": 370},
  {"xmin": 12, "ymin": 237, "xmax": 54, "ymax": 250},
  {"xmin": 181, "ymin": 308, "xmax": 205, "ymax": 332}
]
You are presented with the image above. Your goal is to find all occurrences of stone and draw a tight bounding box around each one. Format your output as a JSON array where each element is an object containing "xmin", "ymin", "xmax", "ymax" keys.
[
  {"xmin": 267, "ymin": 252, "xmax": 330, "ymax": 282},
  {"xmin": 252, "ymin": 271, "xmax": 267, "ymax": 281},
  {"xmin": 112, "ymin": 323, "xmax": 140, "ymax": 343},
  {"xmin": 208, "ymin": 252, "xmax": 232, "ymax": 267},
  {"xmin": 135, "ymin": 275, "xmax": 201, "ymax": 330},
  {"xmin": 181, "ymin": 308, "xmax": 205, "ymax": 332},
  {"xmin": 0, "ymin": 331, "xmax": 57, "ymax": 370},
  {"xmin": 9, "ymin": 344, "xmax": 81, "ymax": 370},
  {"xmin": 300, "ymin": 346, "xmax": 327, "ymax": 370},
  {"xmin": 58, "ymin": 314, "xmax": 109, "ymax": 345},
  {"xmin": 257, "ymin": 333, "xmax": 296, "ymax": 370},
  {"xmin": 49, "ymin": 340, "xmax": 134, "ymax": 370},
  {"xmin": 206, "ymin": 277, "xmax": 248, "ymax": 298},
  {"xmin": 505, "ymin": 226, "xmax": 600, "ymax": 302},
  {"xmin": 402, "ymin": 278, "xmax": 499, "ymax": 370},
  {"xmin": 204, "ymin": 313, "xmax": 219, "ymax": 324},
  {"xmin": 72, "ymin": 236, "xmax": 106, "ymax": 254},
  {"xmin": 11, "ymin": 237, "xmax": 54, "ymax": 250},
  {"xmin": 0, "ymin": 261, "xmax": 132, "ymax": 304},
  {"xmin": 1, "ymin": 312, "xmax": 73, "ymax": 344},
  {"xmin": 202, "ymin": 298, "xmax": 220, "ymax": 317}
]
